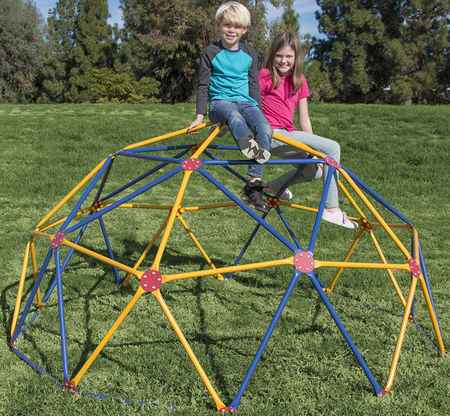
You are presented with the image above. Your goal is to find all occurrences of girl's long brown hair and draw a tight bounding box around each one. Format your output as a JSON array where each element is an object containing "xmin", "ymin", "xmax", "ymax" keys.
[{"xmin": 265, "ymin": 31, "xmax": 304, "ymax": 91}]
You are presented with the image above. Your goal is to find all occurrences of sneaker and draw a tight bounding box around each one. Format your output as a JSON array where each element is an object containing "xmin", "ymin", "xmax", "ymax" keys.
[
  {"xmin": 238, "ymin": 136, "xmax": 260, "ymax": 159},
  {"xmin": 322, "ymin": 208, "xmax": 358, "ymax": 229},
  {"xmin": 255, "ymin": 148, "xmax": 271, "ymax": 164},
  {"xmin": 242, "ymin": 179, "xmax": 269, "ymax": 213},
  {"xmin": 263, "ymin": 186, "xmax": 293, "ymax": 200}
]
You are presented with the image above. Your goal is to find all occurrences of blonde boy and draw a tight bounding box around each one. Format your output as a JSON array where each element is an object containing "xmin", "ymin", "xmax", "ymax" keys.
[{"xmin": 190, "ymin": 1, "xmax": 272, "ymax": 213}]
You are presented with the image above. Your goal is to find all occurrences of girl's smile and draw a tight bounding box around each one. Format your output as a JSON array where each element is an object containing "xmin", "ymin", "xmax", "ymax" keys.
[{"xmin": 274, "ymin": 45, "xmax": 296, "ymax": 75}]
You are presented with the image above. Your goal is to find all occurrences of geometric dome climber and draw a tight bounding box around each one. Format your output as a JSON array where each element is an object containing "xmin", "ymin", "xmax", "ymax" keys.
[{"xmin": 9, "ymin": 123, "xmax": 445, "ymax": 413}]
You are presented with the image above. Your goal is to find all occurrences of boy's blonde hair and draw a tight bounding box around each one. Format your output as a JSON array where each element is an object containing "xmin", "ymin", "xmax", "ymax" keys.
[{"xmin": 215, "ymin": 1, "xmax": 251, "ymax": 28}]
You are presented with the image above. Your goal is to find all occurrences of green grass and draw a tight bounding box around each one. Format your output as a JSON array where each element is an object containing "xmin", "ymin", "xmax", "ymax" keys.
[{"xmin": 0, "ymin": 103, "xmax": 449, "ymax": 416}]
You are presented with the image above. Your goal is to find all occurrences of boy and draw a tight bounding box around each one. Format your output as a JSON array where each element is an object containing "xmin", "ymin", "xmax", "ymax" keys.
[{"xmin": 189, "ymin": 1, "xmax": 272, "ymax": 213}]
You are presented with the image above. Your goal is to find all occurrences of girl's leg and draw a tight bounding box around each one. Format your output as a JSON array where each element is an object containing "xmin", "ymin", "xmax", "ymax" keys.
[
  {"xmin": 209, "ymin": 100, "xmax": 260, "ymax": 160},
  {"xmin": 272, "ymin": 129, "xmax": 340, "ymax": 209}
]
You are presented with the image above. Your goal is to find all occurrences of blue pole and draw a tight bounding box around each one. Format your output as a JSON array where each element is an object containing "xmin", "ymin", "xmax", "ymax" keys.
[
  {"xmin": 99, "ymin": 148, "xmax": 190, "ymax": 203},
  {"xmin": 275, "ymin": 206, "xmax": 302, "ymax": 249},
  {"xmin": 230, "ymin": 271, "xmax": 302, "ymax": 409},
  {"xmin": 232, "ymin": 218, "xmax": 266, "ymax": 267},
  {"xmin": 343, "ymin": 167, "xmax": 412, "ymax": 225},
  {"xmin": 28, "ymin": 225, "xmax": 89, "ymax": 327},
  {"xmin": 307, "ymin": 272, "xmax": 384, "ymax": 395},
  {"xmin": 55, "ymin": 248, "xmax": 70, "ymax": 381},
  {"xmin": 203, "ymin": 149, "xmax": 247, "ymax": 183},
  {"xmin": 98, "ymin": 217, "xmax": 121, "ymax": 284},
  {"xmin": 198, "ymin": 169, "xmax": 296, "ymax": 251},
  {"xmin": 60, "ymin": 158, "xmax": 112, "ymax": 231},
  {"xmin": 66, "ymin": 167, "xmax": 183, "ymax": 234},
  {"xmin": 10, "ymin": 346, "xmax": 49, "ymax": 376},
  {"xmin": 203, "ymin": 158, "xmax": 321, "ymax": 166},
  {"xmin": 308, "ymin": 166, "xmax": 334, "ymax": 252},
  {"xmin": 11, "ymin": 248, "xmax": 53, "ymax": 343}
]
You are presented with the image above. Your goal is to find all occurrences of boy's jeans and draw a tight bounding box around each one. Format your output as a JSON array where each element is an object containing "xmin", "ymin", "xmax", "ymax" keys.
[{"xmin": 209, "ymin": 100, "xmax": 272, "ymax": 178}]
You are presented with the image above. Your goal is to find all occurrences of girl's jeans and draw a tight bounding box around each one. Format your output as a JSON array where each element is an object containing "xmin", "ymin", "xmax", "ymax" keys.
[
  {"xmin": 209, "ymin": 100, "xmax": 272, "ymax": 178},
  {"xmin": 270, "ymin": 129, "xmax": 341, "ymax": 209}
]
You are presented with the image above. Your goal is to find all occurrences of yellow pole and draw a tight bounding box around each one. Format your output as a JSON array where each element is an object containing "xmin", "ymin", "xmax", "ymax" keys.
[
  {"xmin": 30, "ymin": 240, "xmax": 43, "ymax": 307},
  {"xmin": 153, "ymin": 290, "xmax": 225, "ymax": 410},
  {"xmin": 71, "ymin": 287, "xmax": 145, "ymax": 386},
  {"xmin": 279, "ymin": 201, "xmax": 318, "ymax": 213},
  {"xmin": 315, "ymin": 260, "xmax": 410, "ymax": 272},
  {"xmin": 164, "ymin": 257, "xmax": 293, "ymax": 283},
  {"xmin": 10, "ymin": 241, "xmax": 31, "ymax": 337},
  {"xmin": 191, "ymin": 125, "xmax": 221, "ymax": 159},
  {"xmin": 57, "ymin": 237, "xmax": 141, "ymax": 277},
  {"xmin": 122, "ymin": 214, "xmax": 169, "ymax": 286},
  {"xmin": 368, "ymin": 230, "xmax": 406, "ymax": 307},
  {"xmin": 152, "ymin": 126, "xmax": 221, "ymax": 270},
  {"xmin": 37, "ymin": 159, "xmax": 107, "ymax": 229},
  {"xmin": 176, "ymin": 213, "xmax": 224, "ymax": 280},
  {"xmin": 123, "ymin": 124, "xmax": 209, "ymax": 151},
  {"xmin": 384, "ymin": 275, "xmax": 418, "ymax": 392},
  {"xmin": 325, "ymin": 228, "xmax": 366, "ymax": 293},
  {"xmin": 152, "ymin": 172, "xmax": 193, "ymax": 270},
  {"xmin": 338, "ymin": 180, "xmax": 367, "ymax": 219},
  {"xmin": 411, "ymin": 228, "xmax": 445, "ymax": 355},
  {"xmin": 180, "ymin": 202, "xmax": 237, "ymax": 212},
  {"xmin": 339, "ymin": 169, "xmax": 411, "ymax": 259}
]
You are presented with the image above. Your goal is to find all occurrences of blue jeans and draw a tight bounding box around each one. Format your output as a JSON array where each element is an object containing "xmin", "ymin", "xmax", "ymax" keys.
[{"xmin": 209, "ymin": 100, "xmax": 272, "ymax": 178}]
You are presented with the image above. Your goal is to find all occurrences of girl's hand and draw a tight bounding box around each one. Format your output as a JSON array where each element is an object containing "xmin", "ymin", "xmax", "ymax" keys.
[{"xmin": 188, "ymin": 115, "xmax": 204, "ymax": 133}]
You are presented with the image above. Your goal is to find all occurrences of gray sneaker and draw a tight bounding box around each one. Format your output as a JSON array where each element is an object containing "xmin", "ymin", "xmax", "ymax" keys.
[{"xmin": 238, "ymin": 136, "xmax": 260, "ymax": 159}]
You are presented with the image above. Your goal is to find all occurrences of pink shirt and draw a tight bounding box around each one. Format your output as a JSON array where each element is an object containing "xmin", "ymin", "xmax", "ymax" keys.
[{"xmin": 258, "ymin": 68, "xmax": 309, "ymax": 131}]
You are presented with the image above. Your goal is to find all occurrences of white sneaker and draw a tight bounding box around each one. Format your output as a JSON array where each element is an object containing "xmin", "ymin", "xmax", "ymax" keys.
[
  {"xmin": 263, "ymin": 186, "xmax": 293, "ymax": 200},
  {"xmin": 322, "ymin": 208, "xmax": 358, "ymax": 229}
]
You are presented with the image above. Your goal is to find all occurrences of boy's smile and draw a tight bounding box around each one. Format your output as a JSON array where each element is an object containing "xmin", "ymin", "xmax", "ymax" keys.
[{"xmin": 219, "ymin": 22, "xmax": 247, "ymax": 50}]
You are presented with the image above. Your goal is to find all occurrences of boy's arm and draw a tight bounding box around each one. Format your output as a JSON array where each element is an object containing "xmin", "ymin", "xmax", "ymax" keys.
[
  {"xmin": 196, "ymin": 51, "xmax": 212, "ymax": 117},
  {"xmin": 247, "ymin": 46, "xmax": 261, "ymax": 106}
]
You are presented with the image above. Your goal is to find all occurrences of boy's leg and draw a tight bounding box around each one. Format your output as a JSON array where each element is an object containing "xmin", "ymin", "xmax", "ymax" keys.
[
  {"xmin": 239, "ymin": 103, "xmax": 272, "ymax": 163},
  {"xmin": 209, "ymin": 100, "xmax": 260, "ymax": 159}
]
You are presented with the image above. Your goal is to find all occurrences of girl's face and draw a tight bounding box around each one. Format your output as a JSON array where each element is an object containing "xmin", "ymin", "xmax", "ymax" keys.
[{"xmin": 274, "ymin": 45, "xmax": 296, "ymax": 75}]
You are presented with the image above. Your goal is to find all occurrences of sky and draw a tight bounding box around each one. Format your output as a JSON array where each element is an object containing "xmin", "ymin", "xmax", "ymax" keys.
[{"xmin": 35, "ymin": 0, "xmax": 321, "ymax": 37}]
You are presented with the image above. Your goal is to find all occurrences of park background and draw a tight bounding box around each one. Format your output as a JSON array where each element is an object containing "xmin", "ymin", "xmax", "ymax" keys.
[{"xmin": 0, "ymin": 1, "xmax": 449, "ymax": 416}]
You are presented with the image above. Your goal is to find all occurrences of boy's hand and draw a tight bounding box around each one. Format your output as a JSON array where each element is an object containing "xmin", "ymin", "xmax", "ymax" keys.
[{"xmin": 188, "ymin": 115, "xmax": 204, "ymax": 133}]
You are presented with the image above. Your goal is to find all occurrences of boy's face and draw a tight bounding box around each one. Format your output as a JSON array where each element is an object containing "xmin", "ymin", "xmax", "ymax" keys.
[{"xmin": 219, "ymin": 21, "xmax": 247, "ymax": 50}]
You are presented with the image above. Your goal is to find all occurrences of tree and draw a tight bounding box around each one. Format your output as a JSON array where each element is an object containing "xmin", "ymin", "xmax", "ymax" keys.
[
  {"xmin": 0, "ymin": 0, "xmax": 45, "ymax": 102},
  {"xmin": 120, "ymin": 0, "xmax": 275, "ymax": 102},
  {"xmin": 37, "ymin": 0, "xmax": 77, "ymax": 102},
  {"xmin": 67, "ymin": 0, "xmax": 115, "ymax": 101},
  {"xmin": 314, "ymin": 0, "xmax": 449, "ymax": 103}
]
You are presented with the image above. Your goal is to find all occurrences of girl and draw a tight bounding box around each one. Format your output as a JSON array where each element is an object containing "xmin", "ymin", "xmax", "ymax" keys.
[{"xmin": 258, "ymin": 31, "xmax": 357, "ymax": 229}]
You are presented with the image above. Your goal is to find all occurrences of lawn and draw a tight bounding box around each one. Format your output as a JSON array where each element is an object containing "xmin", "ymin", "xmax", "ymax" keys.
[{"xmin": 0, "ymin": 103, "xmax": 449, "ymax": 416}]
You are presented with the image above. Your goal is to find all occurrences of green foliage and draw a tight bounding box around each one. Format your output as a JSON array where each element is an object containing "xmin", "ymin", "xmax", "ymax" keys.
[
  {"xmin": 304, "ymin": 60, "xmax": 336, "ymax": 101},
  {"xmin": 314, "ymin": 0, "xmax": 450, "ymax": 103},
  {"xmin": 84, "ymin": 68, "xmax": 159, "ymax": 103},
  {"xmin": 0, "ymin": 0, "xmax": 45, "ymax": 102}
]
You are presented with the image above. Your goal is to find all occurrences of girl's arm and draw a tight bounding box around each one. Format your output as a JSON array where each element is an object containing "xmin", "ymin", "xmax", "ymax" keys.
[{"xmin": 298, "ymin": 97, "xmax": 313, "ymax": 134}]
